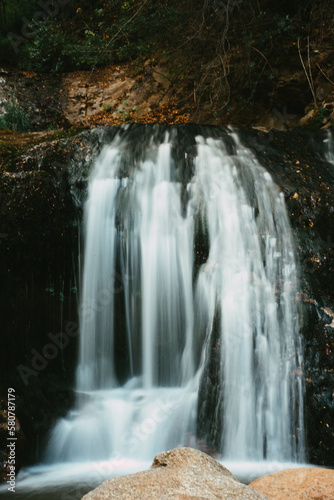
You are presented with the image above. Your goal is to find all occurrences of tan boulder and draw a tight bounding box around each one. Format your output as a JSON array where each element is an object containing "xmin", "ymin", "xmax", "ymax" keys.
[
  {"xmin": 249, "ymin": 466, "xmax": 334, "ymax": 500},
  {"xmin": 82, "ymin": 447, "xmax": 269, "ymax": 500}
]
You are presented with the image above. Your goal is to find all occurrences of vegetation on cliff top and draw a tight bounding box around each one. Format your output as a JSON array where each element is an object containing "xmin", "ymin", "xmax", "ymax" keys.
[{"xmin": 0, "ymin": 1, "xmax": 334, "ymax": 126}]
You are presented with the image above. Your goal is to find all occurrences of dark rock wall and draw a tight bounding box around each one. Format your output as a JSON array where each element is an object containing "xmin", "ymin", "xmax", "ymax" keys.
[{"xmin": 0, "ymin": 146, "xmax": 78, "ymax": 466}]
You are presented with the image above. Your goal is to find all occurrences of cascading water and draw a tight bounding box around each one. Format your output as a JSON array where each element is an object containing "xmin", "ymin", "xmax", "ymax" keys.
[
  {"xmin": 45, "ymin": 128, "xmax": 304, "ymax": 471},
  {"xmin": 195, "ymin": 134, "xmax": 304, "ymax": 461}
]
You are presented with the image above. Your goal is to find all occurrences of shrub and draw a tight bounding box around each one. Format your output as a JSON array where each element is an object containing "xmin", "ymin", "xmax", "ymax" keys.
[
  {"xmin": 22, "ymin": 0, "xmax": 180, "ymax": 73},
  {"xmin": 25, "ymin": 25, "xmax": 73, "ymax": 73},
  {"xmin": 0, "ymin": 99, "xmax": 31, "ymax": 132}
]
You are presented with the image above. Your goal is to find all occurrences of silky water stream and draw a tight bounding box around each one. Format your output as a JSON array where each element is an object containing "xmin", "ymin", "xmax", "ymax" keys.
[{"xmin": 1, "ymin": 129, "xmax": 307, "ymax": 498}]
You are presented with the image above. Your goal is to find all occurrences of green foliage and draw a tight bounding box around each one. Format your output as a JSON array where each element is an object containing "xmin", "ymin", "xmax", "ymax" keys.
[
  {"xmin": 45, "ymin": 283, "xmax": 75, "ymax": 302},
  {"xmin": 228, "ymin": 12, "xmax": 295, "ymax": 106},
  {"xmin": 0, "ymin": 36, "xmax": 14, "ymax": 65},
  {"xmin": 25, "ymin": 25, "xmax": 72, "ymax": 73},
  {"xmin": 0, "ymin": 0, "xmax": 40, "ymax": 64},
  {"xmin": 103, "ymin": 104, "xmax": 113, "ymax": 112},
  {"xmin": 117, "ymin": 103, "xmax": 137, "ymax": 122},
  {"xmin": 19, "ymin": 0, "xmax": 180, "ymax": 73},
  {"xmin": 258, "ymin": 14, "xmax": 293, "ymax": 45},
  {"xmin": 45, "ymin": 285, "xmax": 55, "ymax": 296},
  {"xmin": 0, "ymin": 0, "xmax": 39, "ymax": 33},
  {"xmin": 0, "ymin": 99, "xmax": 30, "ymax": 132}
]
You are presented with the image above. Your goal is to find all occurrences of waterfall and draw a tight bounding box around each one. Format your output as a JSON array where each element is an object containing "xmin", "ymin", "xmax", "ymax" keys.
[
  {"xmin": 194, "ymin": 134, "xmax": 304, "ymax": 461},
  {"xmin": 45, "ymin": 128, "xmax": 304, "ymax": 466}
]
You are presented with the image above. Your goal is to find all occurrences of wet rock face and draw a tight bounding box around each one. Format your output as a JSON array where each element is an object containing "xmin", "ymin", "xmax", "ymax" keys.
[
  {"xmin": 0, "ymin": 125, "xmax": 333, "ymax": 467},
  {"xmin": 0, "ymin": 132, "xmax": 83, "ymax": 465},
  {"xmin": 244, "ymin": 129, "xmax": 334, "ymax": 465},
  {"xmin": 82, "ymin": 447, "xmax": 269, "ymax": 500}
]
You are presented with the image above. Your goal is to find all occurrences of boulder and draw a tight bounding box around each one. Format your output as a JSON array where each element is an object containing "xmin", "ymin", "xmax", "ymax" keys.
[
  {"xmin": 249, "ymin": 467, "xmax": 334, "ymax": 500},
  {"xmin": 82, "ymin": 447, "xmax": 269, "ymax": 500}
]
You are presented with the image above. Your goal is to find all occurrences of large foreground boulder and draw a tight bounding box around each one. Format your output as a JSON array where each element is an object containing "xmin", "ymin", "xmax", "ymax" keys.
[
  {"xmin": 82, "ymin": 447, "xmax": 268, "ymax": 500},
  {"xmin": 249, "ymin": 467, "xmax": 334, "ymax": 499}
]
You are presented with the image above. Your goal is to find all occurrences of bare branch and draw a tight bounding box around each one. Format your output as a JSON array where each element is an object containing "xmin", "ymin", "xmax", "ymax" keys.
[{"xmin": 297, "ymin": 38, "xmax": 317, "ymax": 108}]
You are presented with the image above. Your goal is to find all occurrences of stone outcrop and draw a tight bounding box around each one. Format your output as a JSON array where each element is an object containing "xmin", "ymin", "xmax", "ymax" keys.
[
  {"xmin": 249, "ymin": 467, "xmax": 334, "ymax": 500},
  {"xmin": 62, "ymin": 64, "xmax": 172, "ymax": 125},
  {"xmin": 82, "ymin": 447, "xmax": 269, "ymax": 500},
  {"xmin": 0, "ymin": 63, "xmax": 172, "ymax": 130}
]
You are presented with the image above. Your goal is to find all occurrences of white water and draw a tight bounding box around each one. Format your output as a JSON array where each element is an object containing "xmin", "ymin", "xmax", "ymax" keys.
[
  {"xmin": 194, "ymin": 134, "xmax": 304, "ymax": 460},
  {"xmin": 41, "ymin": 130, "xmax": 304, "ymax": 473},
  {"xmin": 76, "ymin": 147, "xmax": 121, "ymax": 392}
]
